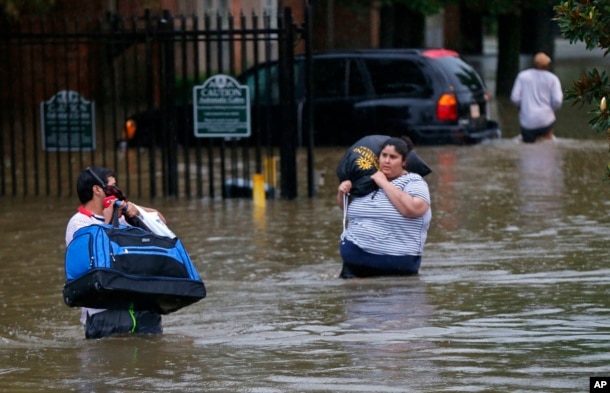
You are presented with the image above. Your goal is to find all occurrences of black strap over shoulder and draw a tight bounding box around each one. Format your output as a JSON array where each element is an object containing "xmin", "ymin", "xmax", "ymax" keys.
[{"xmin": 111, "ymin": 201, "xmax": 120, "ymax": 228}]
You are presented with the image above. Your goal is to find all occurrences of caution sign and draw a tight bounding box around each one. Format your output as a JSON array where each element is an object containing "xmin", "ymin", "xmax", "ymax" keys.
[
  {"xmin": 40, "ymin": 90, "xmax": 96, "ymax": 151},
  {"xmin": 193, "ymin": 74, "xmax": 251, "ymax": 138}
]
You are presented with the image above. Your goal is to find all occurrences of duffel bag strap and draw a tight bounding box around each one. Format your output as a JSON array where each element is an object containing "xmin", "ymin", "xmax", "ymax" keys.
[{"xmin": 112, "ymin": 201, "xmax": 120, "ymax": 228}]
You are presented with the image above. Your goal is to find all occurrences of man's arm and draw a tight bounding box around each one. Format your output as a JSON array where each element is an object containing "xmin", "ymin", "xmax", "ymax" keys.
[
  {"xmin": 123, "ymin": 202, "xmax": 167, "ymax": 224},
  {"xmin": 551, "ymin": 76, "xmax": 564, "ymax": 111},
  {"xmin": 510, "ymin": 74, "xmax": 522, "ymax": 107}
]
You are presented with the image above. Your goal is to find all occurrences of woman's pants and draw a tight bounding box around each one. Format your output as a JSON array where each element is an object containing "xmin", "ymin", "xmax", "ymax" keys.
[{"xmin": 339, "ymin": 239, "xmax": 421, "ymax": 278}]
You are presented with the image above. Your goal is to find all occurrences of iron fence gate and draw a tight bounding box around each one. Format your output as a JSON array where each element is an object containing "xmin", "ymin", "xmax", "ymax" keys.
[{"xmin": 0, "ymin": 6, "xmax": 311, "ymax": 199}]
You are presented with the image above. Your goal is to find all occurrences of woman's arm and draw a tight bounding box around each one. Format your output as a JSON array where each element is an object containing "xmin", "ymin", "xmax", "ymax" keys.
[
  {"xmin": 336, "ymin": 180, "xmax": 352, "ymax": 209},
  {"xmin": 371, "ymin": 171, "xmax": 429, "ymax": 218}
]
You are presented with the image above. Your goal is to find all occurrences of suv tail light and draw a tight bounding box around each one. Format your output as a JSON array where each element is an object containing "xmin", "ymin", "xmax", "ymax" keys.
[
  {"xmin": 437, "ymin": 93, "xmax": 457, "ymax": 121},
  {"xmin": 124, "ymin": 119, "xmax": 137, "ymax": 140}
]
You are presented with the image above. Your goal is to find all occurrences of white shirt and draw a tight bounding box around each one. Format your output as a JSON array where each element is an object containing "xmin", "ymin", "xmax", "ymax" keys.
[
  {"xmin": 510, "ymin": 68, "xmax": 563, "ymax": 130},
  {"xmin": 65, "ymin": 209, "xmax": 126, "ymax": 325}
]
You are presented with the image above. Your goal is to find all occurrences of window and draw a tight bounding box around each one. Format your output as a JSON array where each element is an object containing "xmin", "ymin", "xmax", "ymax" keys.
[
  {"xmin": 434, "ymin": 57, "xmax": 485, "ymax": 92},
  {"xmin": 245, "ymin": 63, "xmax": 280, "ymax": 105},
  {"xmin": 347, "ymin": 59, "xmax": 366, "ymax": 97},
  {"xmin": 312, "ymin": 59, "xmax": 346, "ymax": 99},
  {"xmin": 364, "ymin": 58, "xmax": 429, "ymax": 96}
]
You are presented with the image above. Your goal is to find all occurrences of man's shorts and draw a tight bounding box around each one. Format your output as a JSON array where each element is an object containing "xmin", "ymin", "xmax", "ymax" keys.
[
  {"xmin": 85, "ymin": 309, "xmax": 163, "ymax": 339},
  {"xmin": 521, "ymin": 123, "xmax": 554, "ymax": 143}
]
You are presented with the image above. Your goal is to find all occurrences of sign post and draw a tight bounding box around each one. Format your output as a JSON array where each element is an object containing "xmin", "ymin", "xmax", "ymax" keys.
[
  {"xmin": 40, "ymin": 90, "xmax": 95, "ymax": 151},
  {"xmin": 192, "ymin": 74, "xmax": 250, "ymax": 138}
]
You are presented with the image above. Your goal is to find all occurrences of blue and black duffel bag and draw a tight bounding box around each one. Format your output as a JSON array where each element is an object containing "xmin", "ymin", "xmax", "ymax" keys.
[{"xmin": 63, "ymin": 223, "xmax": 206, "ymax": 315}]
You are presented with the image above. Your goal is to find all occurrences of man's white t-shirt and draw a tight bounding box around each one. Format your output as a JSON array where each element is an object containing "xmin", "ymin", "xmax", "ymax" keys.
[
  {"xmin": 510, "ymin": 68, "xmax": 563, "ymax": 130},
  {"xmin": 65, "ymin": 210, "xmax": 127, "ymax": 325}
]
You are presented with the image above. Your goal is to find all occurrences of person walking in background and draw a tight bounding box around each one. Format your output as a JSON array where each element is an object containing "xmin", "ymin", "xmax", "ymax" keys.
[
  {"xmin": 65, "ymin": 166, "xmax": 165, "ymax": 339},
  {"xmin": 336, "ymin": 137, "xmax": 431, "ymax": 278},
  {"xmin": 510, "ymin": 52, "xmax": 564, "ymax": 143}
]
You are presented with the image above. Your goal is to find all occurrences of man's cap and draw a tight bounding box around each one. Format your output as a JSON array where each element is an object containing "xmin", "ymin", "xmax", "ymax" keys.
[{"xmin": 534, "ymin": 52, "xmax": 551, "ymax": 67}]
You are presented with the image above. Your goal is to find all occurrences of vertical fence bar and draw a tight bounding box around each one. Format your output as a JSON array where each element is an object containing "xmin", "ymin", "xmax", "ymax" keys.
[
  {"xmin": 41, "ymin": 17, "xmax": 51, "ymax": 196},
  {"xmin": 0, "ymin": 22, "xmax": 5, "ymax": 195},
  {"xmin": 50, "ymin": 17, "xmax": 62, "ymax": 196},
  {"xmin": 129, "ymin": 13, "xmax": 144, "ymax": 198},
  {"xmin": 161, "ymin": 10, "xmax": 178, "ymax": 197},
  {"xmin": 62, "ymin": 17, "xmax": 72, "ymax": 197},
  {"xmin": 109, "ymin": 14, "xmax": 121, "ymax": 189},
  {"xmin": 157, "ymin": 12, "xmax": 168, "ymax": 197},
  {"xmin": 73, "ymin": 17, "xmax": 83, "ymax": 191},
  {"xmin": 304, "ymin": 1, "xmax": 315, "ymax": 197},
  {"xmin": 27, "ymin": 19, "xmax": 37, "ymax": 196},
  {"xmin": 239, "ymin": 11, "xmax": 251, "ymax": 183},
  {"xmin": 98, "ymin": 14, "xmax": 109, "ymax": 171},
  {"xmin": 27, "ymin": 17, "xmax": 40, "ymax": 195},
  {"xmin": 144, "ymin": 10, "xmax": 157, "ymax": 199},
  {"xmin": 278, "ymin": 8, "xmax": 297, "ymax": 199},
  {"xmin": 7, "ymin": 21, "xmax": 19, "ymax": 195},
  {"xmin": 117, "ymin": 13, "xmax": 133, "ymax": 195},
  {"xmin": 179, "ymin": 14, "xmax": 191, "ymax": 198},
  {"xmin": 204, "ymin": 13, "xmax": 215, "ymax": 199},
  {"xmin": 215, "ymin": 13, "xmax": 227, "ymax": 199},
  {"xmin": 227, "ymin": 13, "xmax": 239, "ymax": 185},
  {"xmin": 251, "ymin": 11, "xmax": 262, "ymax": 175},
  {"xmin": 192, "ymin": 14, "xmax": 204, "ymax": 199},
  {"xmin": 85, "ymin": 17, "xmax": 96, "ymax": 170},
  {"xmin": 263, "ymin": 12, "xmax": 274, "ymax": 158},
  {"xmin": 17, "ymin": 18, "xmax": 28, "ymax": 195}
]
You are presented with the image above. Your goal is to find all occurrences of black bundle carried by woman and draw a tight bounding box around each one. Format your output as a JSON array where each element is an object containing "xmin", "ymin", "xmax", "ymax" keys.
[{"xmin": 336, "ymin": 134, "xmax": 432, "ymax": 197}]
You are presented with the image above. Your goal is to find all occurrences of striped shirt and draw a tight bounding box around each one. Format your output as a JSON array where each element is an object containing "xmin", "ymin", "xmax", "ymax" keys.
[{"xmin": 343, "ymin": 173, "xmax": 431, "ymax": 256}]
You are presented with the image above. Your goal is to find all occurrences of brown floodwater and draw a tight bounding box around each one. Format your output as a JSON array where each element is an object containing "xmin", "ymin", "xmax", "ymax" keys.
[
  {"xmin": 1, "ymin": 39, "xmax": 610, "ymax": 393},
  {"xmin": 1, "ymin": 136, "xmax": 609, "ymax": 392}
]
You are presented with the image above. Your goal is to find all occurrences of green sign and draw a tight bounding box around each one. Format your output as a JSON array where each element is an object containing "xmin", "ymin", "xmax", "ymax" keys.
[
  {"xmin": 193, "ymin": 74, "xmax": 250, "ymax": 138},
  {"xmin": 40, "ymin": 90, "xmax": 95, "ymax": 151}
]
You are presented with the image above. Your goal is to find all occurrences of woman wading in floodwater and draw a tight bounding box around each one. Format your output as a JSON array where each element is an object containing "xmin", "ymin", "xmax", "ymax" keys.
[{"xmin": 336, "ymin": 137, "xmax": 431, "ymax": 278}]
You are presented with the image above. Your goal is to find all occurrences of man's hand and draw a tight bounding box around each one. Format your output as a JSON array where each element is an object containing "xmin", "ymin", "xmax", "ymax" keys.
[{"xmin": 121, "ymin": 201, "xmax": 139, "ymax": 218}]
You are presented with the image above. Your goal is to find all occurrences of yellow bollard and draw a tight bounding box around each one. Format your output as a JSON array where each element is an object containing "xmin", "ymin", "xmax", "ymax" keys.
[{"xmin": 252, "ymin": 173, "xmax": 266, "ymax": 208}]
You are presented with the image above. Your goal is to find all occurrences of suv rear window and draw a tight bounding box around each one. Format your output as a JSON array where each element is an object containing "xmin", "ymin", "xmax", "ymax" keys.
[
  {"xmin": 310, "ymin": 58, "xmax": 367, "ymax": 98},
  {"xmin": 363, "ymin": 58, "xmax": 429, "ymax": 97},
  {"xmin": 243, "ymin": 62, "xmax": 281, "ymax": 105},
  {"xmin": 433, "ymin": 56, "xmax": 486, "ymax": 93}
]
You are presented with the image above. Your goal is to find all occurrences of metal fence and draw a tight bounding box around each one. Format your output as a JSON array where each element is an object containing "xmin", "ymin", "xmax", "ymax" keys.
[{"xmin": 0, "ymin": 6, "xmax": 311, "ymax": 199}]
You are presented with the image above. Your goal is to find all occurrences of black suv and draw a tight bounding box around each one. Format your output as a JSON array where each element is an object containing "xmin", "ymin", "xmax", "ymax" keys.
[{"xmin": 121, "ymin": 48, "xmax": 500, "ymax": 147}]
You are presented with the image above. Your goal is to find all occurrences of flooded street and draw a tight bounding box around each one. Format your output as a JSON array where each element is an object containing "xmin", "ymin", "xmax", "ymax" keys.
[
  {"xmin": 1, "ymin": 136, "xmax": 610, "ymax": 392},
  {"xmin": 2, "ymin": 37, "xmax": 610, "ymax": 392}
]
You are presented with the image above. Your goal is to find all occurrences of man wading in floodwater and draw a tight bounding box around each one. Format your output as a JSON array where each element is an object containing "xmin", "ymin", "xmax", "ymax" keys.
[{"xmin": 510, "ymin": 52, "xmax": 563, "ymax": 143}]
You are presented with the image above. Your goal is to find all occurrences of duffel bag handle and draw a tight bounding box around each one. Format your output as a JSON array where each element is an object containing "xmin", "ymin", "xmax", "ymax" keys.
[{"xmin": 111, "ymin": 200, "xmax": 121, "ymax": 228}]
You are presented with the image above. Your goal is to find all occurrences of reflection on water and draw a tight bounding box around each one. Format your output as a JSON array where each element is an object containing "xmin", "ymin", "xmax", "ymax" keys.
[
  {"xmin": 337, "ymin": 278, "xmax": 437, "ymax": 390},
  {"xmin": 1, "ymin": 137, "xmax": 610, "ymax": 392},
  {"xmin": 517, "ymin": 140, "xmax": 565, "ymax": 215},
  {"xmin": 432, "ymin": 149, "xmax": 458, "ymax": 232}
]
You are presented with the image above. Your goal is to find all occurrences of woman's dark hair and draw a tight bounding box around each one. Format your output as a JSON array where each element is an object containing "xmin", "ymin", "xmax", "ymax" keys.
[
  {"xmin": 379, "ymin": 136, "xmax": 414, "ymax": 161},
  {"xmin": 76, "ymin": 166, "xmax": 116, "ymax": 204}
]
